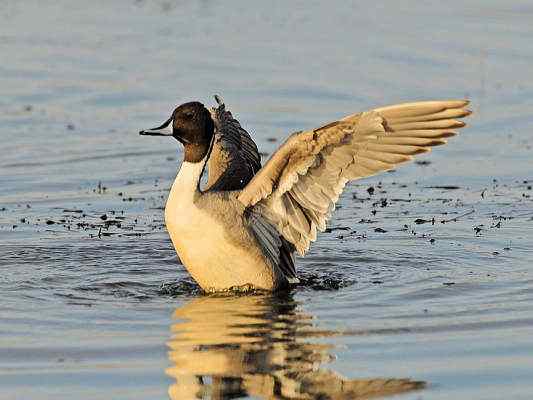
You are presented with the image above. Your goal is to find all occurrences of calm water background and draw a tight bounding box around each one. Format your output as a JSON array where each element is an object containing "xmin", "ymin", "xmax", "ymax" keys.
[{"xmin": 1, "ymin": 1, "xmax": 532, "ymax": 399}]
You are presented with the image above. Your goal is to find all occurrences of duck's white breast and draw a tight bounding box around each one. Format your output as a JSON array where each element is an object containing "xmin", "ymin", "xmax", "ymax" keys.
[{"xmin": 164, "ymin": 161, "xmax": 277, "ymax": 291}]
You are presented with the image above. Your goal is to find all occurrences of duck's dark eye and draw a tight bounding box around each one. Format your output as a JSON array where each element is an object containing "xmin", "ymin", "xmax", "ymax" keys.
[{"xmin": 182, "ymin": 112, "xmax": 194, "ymax": 119}]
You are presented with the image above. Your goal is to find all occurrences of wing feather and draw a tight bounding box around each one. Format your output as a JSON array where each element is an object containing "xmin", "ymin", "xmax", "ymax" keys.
[
  {"xmin": 375, "ymin": 137, "xmax": 447, "ymax": 146},
  {"xmin": 364, "ymin": 143, "xmax": 430, "ymax": 155},
  {"xmin": 205, "ymin": 97, "xmax": 261, "ymax": 192},
  {"xmin": 376, "ymin": 129, "xmax": 456, "ymax": 138},
  {"xmin": 246, "ymin": 206, "xmax": 298, "ymax": 282},
  {"xmin": 238, "ymin": 100, "xmax": 471, "ymax": 255},
  {"xmin": 388, "ymin": 119, "xmax": 465, "ymax": 131}
]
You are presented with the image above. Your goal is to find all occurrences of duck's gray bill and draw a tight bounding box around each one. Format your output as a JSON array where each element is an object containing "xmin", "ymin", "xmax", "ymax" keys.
[{"xmin": 139, "ymin": 116, "xmax": 173, "ymax": 136}]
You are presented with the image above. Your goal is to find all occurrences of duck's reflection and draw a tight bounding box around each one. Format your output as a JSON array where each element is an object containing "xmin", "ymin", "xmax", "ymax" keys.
[{"xmin": 166, "ymin": 293, "xmax": 424, "ymax": 400}]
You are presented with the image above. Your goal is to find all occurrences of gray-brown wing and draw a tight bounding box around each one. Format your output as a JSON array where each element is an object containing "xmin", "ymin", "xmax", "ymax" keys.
[
  {"xmin": 245, "ymin": 207, "xmax": 298, "ymax": 283},
  {"xmin": 238, "ymin": 100, "xmax": 472, "ymax": 256},
  {"xmin": 205, "ymin": 96, "xmax": 261, "ymax": 192}
]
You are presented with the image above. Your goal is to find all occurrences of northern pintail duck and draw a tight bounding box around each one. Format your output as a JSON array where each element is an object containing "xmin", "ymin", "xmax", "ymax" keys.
[{"xmin": 140, "ymin": 96, "xmax": 471, "ymax": 292}]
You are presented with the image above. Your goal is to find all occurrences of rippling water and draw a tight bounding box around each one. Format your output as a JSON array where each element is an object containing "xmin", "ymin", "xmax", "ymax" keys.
[{"xmin": 1, "ymin": 1, "xmax": 532, "ymax": 399}]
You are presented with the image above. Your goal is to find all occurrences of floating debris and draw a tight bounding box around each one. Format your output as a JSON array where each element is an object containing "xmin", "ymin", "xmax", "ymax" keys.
[
  {"xmin": 415, "ymin": 160, "xmax": 432, "ymax": 166},
  {"xmin": 414, "ymin": 218, "xmax": 434, "ymax": 225},
  {"xmin": 358, "ymin": 219, "xmax": 377, "ymax": 224},
  {"xmin": 324, "ymin": 226, "xmax": 350, "ymax": 233},
  {"xmin": 425, "ymin": 185, "xmax": 461, "ymax": 190}
]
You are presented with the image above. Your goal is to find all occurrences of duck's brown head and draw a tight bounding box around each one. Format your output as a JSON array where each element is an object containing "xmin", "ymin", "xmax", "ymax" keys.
[{"xmin": 140, "ymin": 101, "xmax": 214, "ymax": 163}]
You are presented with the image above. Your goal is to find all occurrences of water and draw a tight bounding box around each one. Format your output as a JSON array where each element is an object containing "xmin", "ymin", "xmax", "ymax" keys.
[{"xmin": 1, "ymin": 1, "xmax": 532, "ymax": 399}]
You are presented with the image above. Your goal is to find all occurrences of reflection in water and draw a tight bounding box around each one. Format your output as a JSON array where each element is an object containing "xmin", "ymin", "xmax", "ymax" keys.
[{"xmin": 166, "ymin": 293, "xmax": 425, "ymax": 399}]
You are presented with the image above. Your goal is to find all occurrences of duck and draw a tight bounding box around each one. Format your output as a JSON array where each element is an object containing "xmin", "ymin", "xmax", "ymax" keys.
[{"xmin": 140, "ymin": 95, "xmax": 471, "ymax": 292}]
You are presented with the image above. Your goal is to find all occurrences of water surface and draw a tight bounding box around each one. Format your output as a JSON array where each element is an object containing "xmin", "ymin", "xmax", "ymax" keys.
[{"xmin": 1, "ymin": 1, "xmax": 532, "ymax": 399}]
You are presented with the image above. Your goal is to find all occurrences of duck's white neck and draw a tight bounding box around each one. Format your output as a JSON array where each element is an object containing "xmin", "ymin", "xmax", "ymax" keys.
[{"xmin": 169, "ymin": 156, "xmax": 207, "ymax": 203}]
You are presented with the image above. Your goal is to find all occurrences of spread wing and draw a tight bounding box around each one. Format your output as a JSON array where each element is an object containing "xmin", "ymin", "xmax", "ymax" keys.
[
  {"xmin": 238, "ymin": 100, "xmax": 471, "ymax": 255},
  {"xmin": 205, "ymin": 96, "xmax": 262, "ymax": 191}
]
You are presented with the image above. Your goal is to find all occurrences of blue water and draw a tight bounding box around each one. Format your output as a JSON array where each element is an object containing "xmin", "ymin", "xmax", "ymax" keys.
[{"xmin": 1, "ymin": 1, "xmax": 532, "ymax": 399}]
